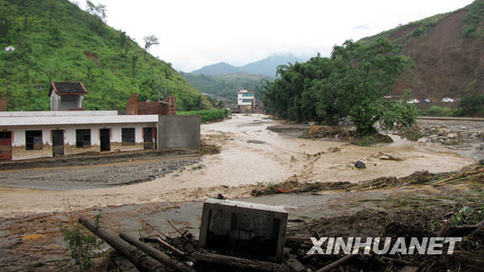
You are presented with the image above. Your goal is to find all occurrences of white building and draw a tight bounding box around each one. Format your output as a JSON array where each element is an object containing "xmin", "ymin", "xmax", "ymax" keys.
[
  {"xmin": 0, "ymin": 111, "xmax": 158, "ymax": 161},
  {"xmin": 237, "ymin": 89, "xmax": 255, "ymax": 106},
  {"xmin": 49, "ymin": 82, "xmax": 87, "ymax": 111}
]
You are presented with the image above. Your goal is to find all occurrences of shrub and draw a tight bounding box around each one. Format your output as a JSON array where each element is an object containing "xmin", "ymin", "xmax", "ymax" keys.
[
  {"xmin": 61, "ymin": 214, "xmax": 103, "ymax": 270},
  {"xmin": 420, "ymin": 106, "xmax": 456, "ymax": 117},
  {"xmin": 457, "ymin": 94, "xmax": 484, "ymax": 117},
  {"xmin": 178, "ymin": 109, "xmax": 229, "ymax": 123}
]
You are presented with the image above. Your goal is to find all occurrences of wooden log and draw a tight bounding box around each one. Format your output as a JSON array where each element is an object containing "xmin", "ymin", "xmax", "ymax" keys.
[
  {"xmin": 120, "ymin": 232, "xmax": 194, "ymax": 272},
  {"xmin": 78, "ymin": 216, "xmax": 167, "ymax": 272},
  {"xmin": 315, "ymin": 254, "xmax": 356, "ymax": 272},
  {"xmin": 191, "ymin": 251, "xmax": 291, "ymax": 272},
  {"xmin": 154, "ymin": 236, "xmax": 186, "ymax": 256}
]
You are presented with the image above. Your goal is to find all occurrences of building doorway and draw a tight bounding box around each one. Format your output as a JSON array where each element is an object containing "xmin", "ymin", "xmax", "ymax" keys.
[
  {"xmin": 143, "ymin": 127, "xmax": 155, "ymax": 149},
  {"xmin": 52, "ymin": 130, "xmax": 64, "ymax": 156},
  {"xmin": 100, "ymin": 128, "xmax": 110, "ymax": 151},
  {"xmin": 0, "ymin": 131, "xmax": 12, "ymax": 161}
]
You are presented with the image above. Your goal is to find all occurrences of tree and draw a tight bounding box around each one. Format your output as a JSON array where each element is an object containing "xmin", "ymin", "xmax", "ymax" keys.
[
  {"xmin": 143, "ymin": 35, "xmax": 159, "ymax": 58},
  {"xmin": 261, "ymin": 38, "xmax": 415, "ymax": 135},
  {"xmin": 0, "ymin": 4, "xmax": 14, "ymax": 41},
  {"xmin": 86, "ymin": 1, "xmax": 106, "ymax": 22}
]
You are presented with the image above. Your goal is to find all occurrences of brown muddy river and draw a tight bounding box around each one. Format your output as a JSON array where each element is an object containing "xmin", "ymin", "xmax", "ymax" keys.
[{"xmin": 0, "ymin": 114, "xmax": 475, "ymax": 217}]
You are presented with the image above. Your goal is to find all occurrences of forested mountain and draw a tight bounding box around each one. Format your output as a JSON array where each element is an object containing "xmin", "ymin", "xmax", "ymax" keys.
[
  {"xmin": 190, "ymin": 54, "xmax": 304, "ymax": 77},
  {"xmin": 181, "ymin": 72, "xmax": 269, "ymax": 101},
  {"xmin": 0, "ymin": 0, "xmax": 212, "ymax": 111},
  {"xmin": 360, "ymin": 0, "xmax": 484, "ymax": 99}
]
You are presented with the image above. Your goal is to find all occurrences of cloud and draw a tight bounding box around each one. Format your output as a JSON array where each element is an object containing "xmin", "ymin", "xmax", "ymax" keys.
[
  {"xmin": 81, "ymin": 0, "xmax": 475, "ymax": 72},
  {"xmin": 353, "ymin": 24, "xmax": 370, "ymax": 31}
]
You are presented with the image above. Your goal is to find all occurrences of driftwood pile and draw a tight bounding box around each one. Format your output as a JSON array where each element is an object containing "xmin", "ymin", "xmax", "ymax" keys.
[
  {"xmin": 79, "ymin": 215, "xmax": 484, "ymax": 272},
  {"xmin": 80, "ymin": 217, "xmax": 291, "ymax": 272}
]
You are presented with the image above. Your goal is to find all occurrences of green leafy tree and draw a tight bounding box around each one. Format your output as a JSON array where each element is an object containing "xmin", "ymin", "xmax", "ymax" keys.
[
  {"xmin": 261, "ymin": 39, "xmax": 415, "ymax": 135},
  {"xmin": 458, "ymin": 94, "xmax": 484, "ymax": 117}
]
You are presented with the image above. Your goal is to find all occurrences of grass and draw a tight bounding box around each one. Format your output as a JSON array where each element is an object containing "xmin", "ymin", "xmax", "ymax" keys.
[{"xmin": 178, "ymin": 109, "xmax": 229, "ymax": 123}]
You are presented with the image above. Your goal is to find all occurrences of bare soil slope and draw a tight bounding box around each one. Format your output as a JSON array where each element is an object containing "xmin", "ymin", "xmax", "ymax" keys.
[{"xmin": 362, "ymin": 1, "xmax": 484, "ymax": 99}]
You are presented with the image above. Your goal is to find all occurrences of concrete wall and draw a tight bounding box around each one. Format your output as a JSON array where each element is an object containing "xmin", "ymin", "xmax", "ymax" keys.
[
  {"xmin": 199, "ymin": 199, "xmax": 288, "ymax": 262},
  {"xmin": 50, "ymin": 92, "xmax": 60, "ymax": 111},
  {"xmin": 157, "ymin": 115, "xmax": 200, "ymax": 151}
]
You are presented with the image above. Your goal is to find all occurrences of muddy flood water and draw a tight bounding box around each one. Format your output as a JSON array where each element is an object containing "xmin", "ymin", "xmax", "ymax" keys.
[{"xmin": 0, "ymin": 114, "xmax": 476, "ymax": 217}]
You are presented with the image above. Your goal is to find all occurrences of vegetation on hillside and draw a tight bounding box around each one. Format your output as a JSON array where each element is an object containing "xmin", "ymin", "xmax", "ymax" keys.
[
  {"xmin": 261, "ymin": 39, "xmax": 417, "ymax": 135},
  {"xmin": 359, "ymin": 13, "xmax": 451, "ymax": 46},
  {"xmin": 181, "ymin": 72, "xmax": 268, "ymax": 102},
  {"xmin": 178, "ymin": 109, "xmax": 229, "ymax": 123},
  {"xmin": 462, "ymin": 0, "xmax": 484, "ymax": 38},
  {"xmin": 0, "ymin": 0, "xmax": 212, "ymax": 111}
]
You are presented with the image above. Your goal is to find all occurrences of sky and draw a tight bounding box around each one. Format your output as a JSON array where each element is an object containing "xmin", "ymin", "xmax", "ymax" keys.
[{"xmin": 76, "ymin": 0, "xmax": 474, "ymax": 72}]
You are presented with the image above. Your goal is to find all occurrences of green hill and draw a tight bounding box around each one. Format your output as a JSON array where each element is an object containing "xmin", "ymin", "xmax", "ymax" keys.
[
  {"xmin": 0, "ymin": 0, "xmax": 212, "ymax": 111},
  {"xmin": 181, "ymin": 72, "xmax": 269, "ymax": 102}
]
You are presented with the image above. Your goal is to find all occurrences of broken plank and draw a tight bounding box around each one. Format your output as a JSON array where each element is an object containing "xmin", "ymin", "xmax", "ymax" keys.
[
  {"xmin": 154, "ymin": 236, "xmax": 186, "ymax": 256},
  {"xmin": 191, "ymin": 251, "xmax": 291, "ymax": 272}
]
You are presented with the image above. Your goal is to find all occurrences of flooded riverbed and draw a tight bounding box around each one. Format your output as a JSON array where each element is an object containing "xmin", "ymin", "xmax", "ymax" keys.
[{"xmin": 0, "ymin": 114, "xmax": 475, "ymax": 217}]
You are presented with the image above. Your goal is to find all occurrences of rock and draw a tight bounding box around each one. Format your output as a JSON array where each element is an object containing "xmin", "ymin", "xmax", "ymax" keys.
[
  {"xmin": 354, "ymin": 160, "xmax": 366, "ymax": 169},
  {"xmin": 417, "ymin": 137, "xmax": 428, "ymax": 143},
  {"xmin": 447, "ymin": 133, "xmax": 458, "ymax": 139},
  {"xmin": 247, "ymin": 140, "xmax": 266, "ymax": 144},
  {"xmin": 429, "ymin": 135, "xmax": 439, "ymax": 142},
  {"xmin": 328, "ymin": 147, "xmax": 341, "ymax": 152},
  {"xmin": 480, "ymin": 160, "xmax": 484, "ymax": 165},
  {"xmin": 437, "ymin": 126, "xmax": 450, "ymax": 136}
]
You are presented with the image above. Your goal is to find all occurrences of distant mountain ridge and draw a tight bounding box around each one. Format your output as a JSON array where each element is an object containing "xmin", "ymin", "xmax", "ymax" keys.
[{"xmin": 191, "ymin": 54, "xmax": 304, "ymax": 77}]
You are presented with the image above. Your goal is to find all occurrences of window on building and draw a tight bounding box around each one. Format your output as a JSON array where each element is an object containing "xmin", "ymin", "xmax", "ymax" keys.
[
  {"xmin": 25, "ymin": 130, "xmax": 42, "ymax": 150},
  {"xmin": 242, "ymin": 93, "xmax": 254, "ymax": 97},
  {"xmin": 122, "ymin": 128, "xmax": 135, "ymax": 145},
  {"xmin": 76, "ymin": 129, "xmax": 91, "ymax": 148},
  {"xmin": 242, "ymin": 98, "xmax": 253, "ymax": 103}
]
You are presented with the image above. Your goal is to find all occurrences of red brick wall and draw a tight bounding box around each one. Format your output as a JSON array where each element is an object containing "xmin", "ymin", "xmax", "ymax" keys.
[
  {"xmin": 126, "ymin": 93, "xmax": 139, "ymax": 115},
  {"xmin": 137, "ymin": 102, "xmax": 170, "ymax": 115},
  {"xmin": 126, "ymin": 93, "xmax": 176, "ymax": 115}
]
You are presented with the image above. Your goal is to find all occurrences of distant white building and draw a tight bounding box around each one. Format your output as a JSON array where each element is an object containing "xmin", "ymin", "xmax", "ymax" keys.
[
  {"xmin": 237, "ymin": 89, "xmax": 255, "ymax": 113},
  {"xmin": 237, "ymin": 90, "xmax": 255, "ymax": 106},
  {"xmin": 4, "ymin": 45, "xmax": 15, "ymax": 52}
]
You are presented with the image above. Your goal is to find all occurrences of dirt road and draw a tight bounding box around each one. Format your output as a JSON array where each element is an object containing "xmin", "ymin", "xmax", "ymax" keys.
[{"xmin": 0, "ymin": 114, "xmax": 476, "ymax": 217}]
